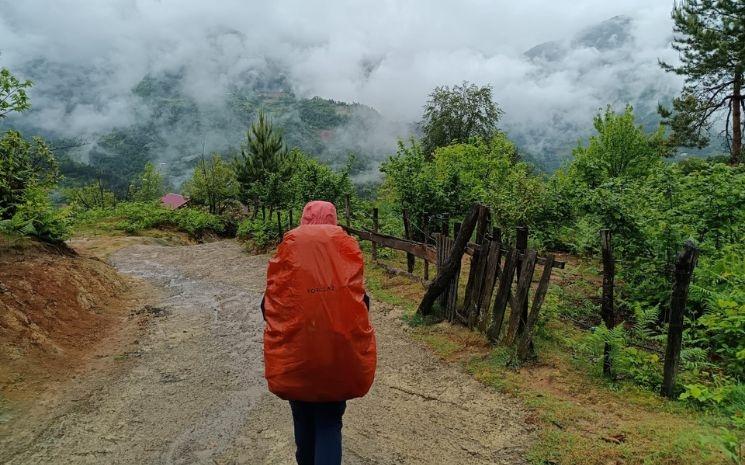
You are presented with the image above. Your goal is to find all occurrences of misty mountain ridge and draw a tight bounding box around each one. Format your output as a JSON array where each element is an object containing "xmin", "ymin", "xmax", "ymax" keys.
[{"xmin": 2, "ymin": 13, "xmax": 696, "ymax": 185}]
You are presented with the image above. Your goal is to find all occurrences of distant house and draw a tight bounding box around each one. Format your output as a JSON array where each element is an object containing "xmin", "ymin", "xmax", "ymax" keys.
[{"xmin": 160, "ymin": 193, "xmax": 189, "ymax": 210}]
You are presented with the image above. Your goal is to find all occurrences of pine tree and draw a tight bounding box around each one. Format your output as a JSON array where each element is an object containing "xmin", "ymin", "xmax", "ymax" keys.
[
  {"xmin": 659, "ymin": 0, "xmax": 745, "ymax": 164},
  {"xmin": 234, "ymin": 110, "xmax": 294, "ymax": 215}
]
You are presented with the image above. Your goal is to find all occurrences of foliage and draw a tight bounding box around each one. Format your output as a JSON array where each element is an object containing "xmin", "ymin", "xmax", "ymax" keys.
[
  {"xmin": 234, "ymin": 110, "xmax": 295, "ymax": 212},
  {"xmin": 659, "ymin": 0, "xmax": 745, "ymax": 164},
  {"xmin": 0, "ymin": 129, "xmax": 65, "ymax": 242},
  {"xmin": 182, "ymin": 154, "xmax": 239, "ymax": 214},
  {"xmin": 64, "ymin": 181, "xmax": 118, "ymax": 210},
  {"xmin": 0, "ymin": 186, "xmax": 70, "ymax": 243},
  {"xmin": 381, "ymin": 134, "xmax": 554, "ymax": 241},
  {"xmin": 72, "ymin": 202, "xmax": 224, "ymax": 239},
  {"xmin": 0, "ymin": 130, "xmax": 59, "ymax": 217},
  {"xmin": 236, "ymin": 216, "xmax": 282, "ymax": 251},
  {"xmin": 419, "ymin": 81, "xmax": 503, "ymax": 157},
  {"xmin": 0, "ymin": 68, "xmax": 32, "ymax": 119},
  {"xmin": 288, "ymin": 149, "xmax": 353, "ymax": 206},
  {"xmin": 129, "ymin": 162, "xmax": 165, "ymax": 202},
  {"xmin": 570, "ymin": 105, "xmax": 669, "ymax": 187}
]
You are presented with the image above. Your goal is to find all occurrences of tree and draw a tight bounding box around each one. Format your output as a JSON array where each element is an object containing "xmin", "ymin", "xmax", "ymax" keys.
[
  {"xmin": 571, "ymin": 106, "xmax": 668, "ymax": 188},
  {"xmin": 420, "ymin": 81, "xmax": 503, "ymax": 157},
  {"xmin": 0, "ymin": 130, "xmax": 58, "ymax": 218},
  {"xmin": 234, "ymin": 110, "xmax": 295, "ymax": 215},
  {"xmin": 659, "ymin": 0, "xmax": 745, "ymax": 164},
  {"xmin": 64, "ymin": 180, "xmax": 117, "ymax": 210},
  {"xmin": 0, "ymin": 68, "xmax": 32, "ymax": 118},
  {"xmin": 183, "ymin": 154, "xmax": 238, "ymax": 214},
  {"xmin": 129, "ymin": 162, "xmax": 165, "ymax": 202}
]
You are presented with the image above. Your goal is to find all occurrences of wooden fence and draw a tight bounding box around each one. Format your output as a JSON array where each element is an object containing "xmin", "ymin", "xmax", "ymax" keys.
[
  {"xmin": 341, "ymin": 197, "xmax": 701, "ymax": 395},
  {"xmin": 342, "ymin": 200, "xmax": 565, "ymax": 362}
]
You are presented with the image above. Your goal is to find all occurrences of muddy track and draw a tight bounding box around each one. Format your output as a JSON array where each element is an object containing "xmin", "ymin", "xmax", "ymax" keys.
[{"xmin": 1, "ymin": 240, "xmax": 531, "ymax": 464}]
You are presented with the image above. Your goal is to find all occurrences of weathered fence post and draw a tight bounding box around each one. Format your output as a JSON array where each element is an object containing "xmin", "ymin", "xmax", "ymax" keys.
[
  {"xmin": 372, "ymin": 207, "xmax": 379, "ymax": 260},
  {"xmin": 344, "ymin": 194, "xmax": 351, "ymax": 228},
  {"xmin": 661, "ymin": 241, "xmax": 699, "ymax": 399},
  {"xmin": 600, "ymin": 229, "xmax": 616, "ymax": 377},
  {"xmin": 423, "ymin": 218, "xmax": 430, "ymax": 281},
  {"xmin": 464, "ymin": 206, "xmax": 491, "ymax": 327},
  {"xmin": 504, "ymin": 250, "xmax": 538, "ymax": 345},
  {"xmin": 487, "ymin": 249, "xmax": 518, "ymax": 342},
  {"xmin": 517, "ymin": 254, "xmax": 555, "ymax": 361},
  {"xmin": 418, "ymin": 206, "xmax": 479, "ymax": 316},
  {"xmin": 402, "ymin": 209, "xmax": 415, "ymax": 273},
  {"xmin": 515, "ymin": 227, "xmax": 530, "ymax": 336}
]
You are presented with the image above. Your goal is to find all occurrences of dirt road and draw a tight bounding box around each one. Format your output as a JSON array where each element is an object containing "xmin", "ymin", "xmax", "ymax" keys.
[{"xmin": 1, "ymin": 240, "xmax": 531, "ymax": 464}]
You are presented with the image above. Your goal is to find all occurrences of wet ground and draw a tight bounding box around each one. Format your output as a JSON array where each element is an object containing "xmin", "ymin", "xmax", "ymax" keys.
[{"xmin": 1, "ymin": 240, "xmax": 531, "ymax": 464}]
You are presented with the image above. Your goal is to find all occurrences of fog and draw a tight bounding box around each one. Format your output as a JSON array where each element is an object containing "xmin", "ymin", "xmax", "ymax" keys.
[{"xmin": 0, "ymin": 0, "xmax": 683, "ymax": 170}]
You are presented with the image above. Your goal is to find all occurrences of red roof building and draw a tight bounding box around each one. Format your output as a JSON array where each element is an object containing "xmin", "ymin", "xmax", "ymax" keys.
[{"xmin": 160, "ymin": 193, "xmax": 189, "ymax": 209}]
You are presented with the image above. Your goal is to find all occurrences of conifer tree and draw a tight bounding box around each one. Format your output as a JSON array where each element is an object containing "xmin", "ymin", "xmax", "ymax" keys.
[
  {"xmin": 234, "ymin": 110, "xmax": 294, "ymax": 215},
  {"xmin": 659, "ymin": 0, "xmax": 745, "ymax": 164}
]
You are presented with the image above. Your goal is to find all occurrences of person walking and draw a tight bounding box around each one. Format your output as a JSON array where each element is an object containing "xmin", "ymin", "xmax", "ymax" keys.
[{"xmin": 262, "ymin": 200, "xmax": 377, "ymax": 465}]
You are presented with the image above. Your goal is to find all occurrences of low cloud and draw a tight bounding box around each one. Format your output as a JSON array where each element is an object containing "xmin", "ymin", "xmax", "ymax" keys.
[{"xmin": 0, "ymin": 0, "xmax": 683, "ymax": 169}]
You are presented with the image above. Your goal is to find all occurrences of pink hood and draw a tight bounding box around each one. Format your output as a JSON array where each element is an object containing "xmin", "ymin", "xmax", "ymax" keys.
[{"xmin": 300, "ymin": 201, "xmax": 338, "ymax": 225}]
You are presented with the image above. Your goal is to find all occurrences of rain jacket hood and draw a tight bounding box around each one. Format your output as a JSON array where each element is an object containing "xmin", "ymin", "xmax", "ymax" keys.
[{"xmin": 300, "ymin": 200, "xmax": 338, "ymax": 225}]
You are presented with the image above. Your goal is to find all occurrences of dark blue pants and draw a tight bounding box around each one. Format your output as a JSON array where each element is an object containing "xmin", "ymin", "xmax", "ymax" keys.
[{"xmin": 289, "ymin": 400, "xmax": 346, "ymax": 465}]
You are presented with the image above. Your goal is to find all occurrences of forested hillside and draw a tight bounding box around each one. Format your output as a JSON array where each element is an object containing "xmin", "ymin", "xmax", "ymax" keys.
[{"xmin": 1, "ymin": 64, "xmax": 399, "ymax": 194}]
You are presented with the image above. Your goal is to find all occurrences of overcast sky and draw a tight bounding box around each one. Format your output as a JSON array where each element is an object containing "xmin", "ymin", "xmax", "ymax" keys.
[{"xmin": 0, "ymin": 0, "xmax": 682, "ymax": 153}]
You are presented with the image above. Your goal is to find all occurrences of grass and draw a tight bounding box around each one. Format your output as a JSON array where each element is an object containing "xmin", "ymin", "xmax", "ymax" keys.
[{"xmin": 363, "ymin": 249, "xmax": 743, "ymax": 465}]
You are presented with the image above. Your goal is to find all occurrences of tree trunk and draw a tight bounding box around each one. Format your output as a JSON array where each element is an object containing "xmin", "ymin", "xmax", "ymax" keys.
[{"xmin": 731, "ymin": 73, "xmax": 742, "ymax": 165}]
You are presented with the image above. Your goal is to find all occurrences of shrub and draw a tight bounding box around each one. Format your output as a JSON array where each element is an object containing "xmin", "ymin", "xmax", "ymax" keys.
[
  {"xmin": 236, "ymin": 216, "xmax": 281, "ymax": 250},
  {"xmin": 0, "ymin": 187, "xmax": 70, "ymax": 243}
]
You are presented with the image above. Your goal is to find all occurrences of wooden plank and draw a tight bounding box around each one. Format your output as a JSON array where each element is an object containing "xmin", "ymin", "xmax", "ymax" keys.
[
  {"xmin": 344, "ymin": 226, "xmax": 438, "ymax": 263},
  {"xmin": 486, "ymin": 249, "xmax": 518, "ymax": 343},
  {"xmin": 446, "ymin": 248, "xmax": 460, "ymax": 321},
  {"xmin": 403, "ymin": 209, "xmax": 415, "ymax": 273},
  {"xmin": 371, "ymin": 208, "xmax": 379, "ymax": 260},
  {"xmin": 423, "ymin": 219, "xmax": 430, "ymax": 281},
  {"xmin": 503, "ymin": 250, "xmax": 537, "ymax": 346},
  {"xmin": 344, "ymin": 194, "xmax": 351, "ymax": 228},
  {"xmin": 515, "ymin": 227, "xmax": 530, "ymax": 339},
  {"xmin": 463, "ymin": 206, "xmax": 490, "ymax": 327},
  {"xmin": 417, "ymin": 205, "xmax": 480, "ymax": 316},
  {"xmin": 661, "ymin": 241, "xmax": 699, "ymax": 398},
  {"xmin": 517, "ymin": 255, "xmax": 555, "ymax": 361},
  {"xmin": 436, "ymin": 233, "xmax": 447, "ymax": 311},
  {"xmin": 600, "ymin": 229, "xmax": 616, "ymax": 377},
  {"xmin": 477, "ymin": 238, "xmax": 503, "ymax": 332}
]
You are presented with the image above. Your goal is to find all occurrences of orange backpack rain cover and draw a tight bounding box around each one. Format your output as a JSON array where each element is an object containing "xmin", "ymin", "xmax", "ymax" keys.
[{"xmin": 263, "ymin": 201, "xmax": 377, "ymax": 402}]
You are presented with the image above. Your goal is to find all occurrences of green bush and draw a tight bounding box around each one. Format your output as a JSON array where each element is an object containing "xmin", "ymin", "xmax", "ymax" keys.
[
  {"xmin": 236, "ymin": 216, "xmax": 281, "ymax": 250},
  {"xmin": 72, "ymin": 202, "xmax": 224, "ymax": 239},
  {"xmin": 0, "ymin": 187, "xmax": 70, "ymax": 243}
]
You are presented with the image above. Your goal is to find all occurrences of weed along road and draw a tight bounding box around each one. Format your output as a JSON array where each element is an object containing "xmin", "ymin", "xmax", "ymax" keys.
[{"xmin": 1, "ymin": 240, "xmax": 531, "ymax": 465}]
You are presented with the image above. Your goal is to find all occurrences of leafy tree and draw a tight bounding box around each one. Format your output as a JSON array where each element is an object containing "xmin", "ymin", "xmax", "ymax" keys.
[
  {"xmin": 129, "ymin": 162, "xmax": 165, "ymax": 202},
  {"xmin": 420, "ymin": 82, "xmax": 503, "ymax": 157},
  {"xmin": 182, "ymin": 154, "xmax": 239, "ymax": 214},
  {"xmin": 659, "ymin": 0, "xmax": 745, "ymax": 164},
  {"xmin": 0, "ymin": 68, "xmax": 32, "ymax": 118},
  {"xmin": 570, "ymin": 106, "xmax": 668, "ymax": 187},
  {"xmin": 65, "ymin": 180, "xmax": 117, "ymax": 210},
  {"xmin": 0, "ymin": 130, "xmax": 59, "ymax": 218},
  {"xmin": 234, "ymin": 110, "xmax": 295, "ymax": 215},
  {"xmin": 289, "ymin": 149, "xmax": 353, "ymax": 206}
]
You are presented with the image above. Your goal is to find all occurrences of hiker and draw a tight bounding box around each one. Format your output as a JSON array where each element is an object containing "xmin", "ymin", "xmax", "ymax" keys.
[{"xmin": 261, "ymin": 200, "xmax": 377, "ymax": 465}]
